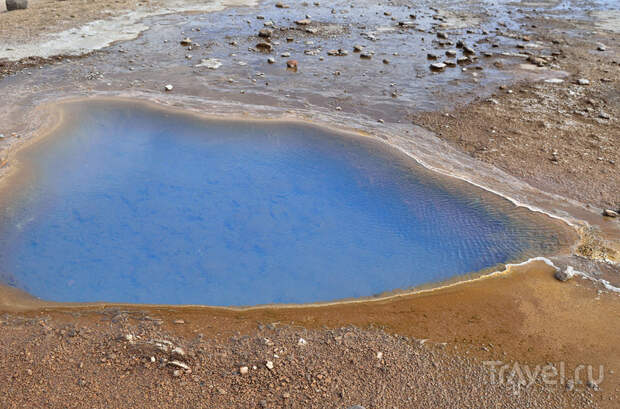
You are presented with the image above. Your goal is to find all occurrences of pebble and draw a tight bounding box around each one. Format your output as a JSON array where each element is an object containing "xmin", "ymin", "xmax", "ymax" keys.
[
  {"xmin": 360, "ymin": 52, "xmax": 372, "ymax": 59},
  {"xmin": 427, "ymin": 53, "xmax": 439, "ymax": 60},
  {"xmin": 256, "ymin": 42, "xmax": 273, "ymax": 52},
  {"xmin": 603, "ymin": 209, "xmax": 618, "ymax": 218},
  {"xmin": 295, "ymin": 19, "xmax": 311, "ymax": 25},
  {"xmin": 196, "ymin": 58, "xmax": 222, "ymax": 69},
  {"xmin": 297, "ymin": 337, "xmax": 308, "ymax": 346},
  {"xmin": 180, "ymin": 38, "xmax": 192, "ymax": 46},
  {"xmin": 240, "ymin": 366, "xmax": 249, "ymax": 375},
  {"xmin": 430, "ymin": 62, "xmax": 446, "ymax": 71},
  {"xmin": 554, "ymin": 266, "xmax": 575, "ymax": 282},
  {"xmin": 164, "ymin": 84, "xmax": 173, "ymax": 92},
  {"xmin": 265, "ymin": 361, "xmax": 274, "ymax": 370},
  {"xmin": 353, "ymin": 45, "xmax": 363, "ymax": 52},
  {"xmin": 445, "ymin": 50, "xmax": 457, "ymax": 57},
  {"xmin": 577, "ymin": 78, "xmax": 590, "ymax": 85},
  {"xmin": 258, "ymin": 28, "xmax": 273, "ymax": 38},
  {"xmin": 267, "ymin": 57, "xmax": 275, "ymax": 64},
  {"xmin": 275, "ymin": 2, "xmax": 289, "ymax": 8}
]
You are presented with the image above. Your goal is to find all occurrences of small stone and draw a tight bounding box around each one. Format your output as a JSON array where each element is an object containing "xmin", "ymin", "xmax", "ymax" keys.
[
  {"xmin": 256, "ymin": 42, "xmax": 273, "ymax": 52},
  {"xmin": 195, "ymin": 58, "xmax": 222, "ymax": 69},
  {"xmin": 258, "ymin": 28, "xmax": 273, "ymax": 38},
  {"xmin": 295, "ymin": 19, "xmax": 311, "ymax": 25},
  {"xmin": 445, "ymin": 50, "xmax": 457, "ymax": 57},
  {"xmin": 360, "ymin": 52, "xmax": 372, "ymax": 59},
  {"xmin": 463, "ymin": 46, "xmax": 475, "ymax": 55},
  {"xmin": 297, "ymin": 337, "xmax": 307, "ymax": 346},
  {"xmin": 554, "ymin": 266, "xmax": 575, "ymax": 282},
  {"xmin": 376, "ymin": 351, "xmax": 383, "ymax": 360},
  {"xmin": 382, "ymin": 58, "xmax": 389, "ymax": 64},
  {"xmin": 353, "ymin": 45, "xmax": 363, "ymax": 52},
  {"xmin": 603, "ymin": 209, "xmax": 618, "ymax": 218},
  {"xmin": 444, "ymin": 60, "xmax": 456, "ymax": 67},
  {"xmin": 180, "ymin": 37, "xmax": 192, "ymax": 46},
  {"xmin": 168, "ymin": 360, "xmax": 190, "ymax": 370},
  {"xmin": 427, "ymin": 53, "xmax": 439, "ymax": 60},
  {"xmin": 267, "ymin": 57, "xmax": 275, "ymax": 64},
  {"xmin": 275, "ymin": 2, "xmax": 289, "ymax": 8},
  {"xmin": 6, "ymin": 0, "xmax": 28, "ymax": 11},
  {"xmin": 577, "ymin": 78, "xmax": 590, "ymax": 85},
  {"xmin": 172, "ymin": 369, "xmax": 183, "ymax": 377},
  {"xmin": 173, "ymin": 319, "xmax": 185, "ymax": 324},
  {"xmin": 599, "ymin": 112, "xmax": 610, "ymax": 120},
  {"xmin": 281, "ymin": 52, "xmax": 291, "ymax": 57},
  {"xmin": 597, "ymin": 45, "xmax": 607, "ymax": 51},
  {"xmin": 240, "ymin": 366, "xmax": 249, "ymax": 375},
  {"xmin": 430, "ymin": 62, "xmax": 446, "ymax": 71},
  {"xmin": 265, "ymin": 360, "xmax": 274, "ymax": 370},
  {"xmin": 164, "ymin": 84, "xmax": 174, "ymax": 92},
  {"xmin": 437, "ymin": 32, "xmax": 448, "ymax": 39},
  {"xmin": 286, "ymin": 59, "xmax": 298, "ymax": 69}
]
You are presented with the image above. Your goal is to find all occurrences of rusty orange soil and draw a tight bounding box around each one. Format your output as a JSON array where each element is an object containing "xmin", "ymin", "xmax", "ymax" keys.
[{"xmin": 2, "ymin": 259, "xmax": 619, "ymax": 406}]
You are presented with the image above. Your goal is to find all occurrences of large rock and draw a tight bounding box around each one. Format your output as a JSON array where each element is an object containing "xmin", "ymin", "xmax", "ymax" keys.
[{"xmin": 6, "ymin": 0, "xmax": 28, "ymax": 10}]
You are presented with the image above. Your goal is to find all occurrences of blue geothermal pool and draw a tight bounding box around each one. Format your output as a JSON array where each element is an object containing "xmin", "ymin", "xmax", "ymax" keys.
[{"xmin": 0, "ymin": 100, "xmax": 565, "ymax": 305}]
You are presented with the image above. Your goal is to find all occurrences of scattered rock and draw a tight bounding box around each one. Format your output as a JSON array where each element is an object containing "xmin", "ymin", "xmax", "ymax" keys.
[
  {"xmin": 180, "ymin": 38, "xmax": 192, "ymax": 46},
  {"xmin": 297, "ymin": 337, "xmax": 308, "ymax": 346},
  {"xmin": 295, "ymin": 19, "xmax": 311, "ymax": 25},
  {"xmin": 286, "ymin": 59, "xmax": 298, "ymax": 69},
  {"xmin": 430, "ymin": 62, "xmax": 446, "ymax": 71},
  {"xmin": 577, "ymin": 78, "xmax": 590, "ymax": 86},
  {"xmin": 239, "ymin": 366, "xmax": 249, "ymax": 375},
  {"xmin": 265, "ymin": 361, "xmax": 274, "ymax": 370},
  {"xmin": 427, "ymin": 53, "xmax": 439, "ymax": 60},
  {"xmin": 275, "ymin": 2, "xmax": 289, "ymax": 8},
  {"xmin": 164, "ymin": 84, "xmax": 173, "ymax": 92},
  {"xmin": 353, "ymin": 45, "xmax": 363, "ymax": 52},
  {"xmin": 267, "ymin": 57, "xmax": 275, "ymax": 64},
  {"xmin": 603, "ymin": 209, "xmax": 618, "ymax": 218},
  {"xmin": 445, "ymin": 50, "xmax": 457, "ymax": 57},
  {"xmin": 5, "ymin": 0, "xmax": 27, "ymax": 11},
  {"xmin": 360, "ymin": 52, "xmax": 372, "ymax": 59},
  {"xmin": 168, "ymin": 360, "xmax": 190, "ymax": 370}
]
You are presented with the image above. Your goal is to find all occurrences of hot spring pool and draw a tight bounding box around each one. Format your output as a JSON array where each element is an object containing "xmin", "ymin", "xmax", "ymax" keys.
[{"xmin": 0, "ymin": 100, "xmax": 567, "ymax": 305}]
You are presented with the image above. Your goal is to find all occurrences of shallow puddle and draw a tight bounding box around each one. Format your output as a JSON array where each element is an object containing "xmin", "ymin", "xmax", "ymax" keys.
[{"xmin": 0, "ymin": 99, "xmax": 570, "ymax": 305}]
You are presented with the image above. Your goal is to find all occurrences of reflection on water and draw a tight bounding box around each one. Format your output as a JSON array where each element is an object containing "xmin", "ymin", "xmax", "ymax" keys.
[{"xmin": 0, "ymin": 100, "xmax": 567, "ymax": 305}]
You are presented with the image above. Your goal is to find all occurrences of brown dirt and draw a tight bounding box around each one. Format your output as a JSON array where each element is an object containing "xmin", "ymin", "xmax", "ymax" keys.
[
  {"xmin": 0, "ymin": 0, "xmax": 145, "ymax": 41},
  {"xmin": 1, "ymin": 260, "xmax": 619, "ymax": 408}
]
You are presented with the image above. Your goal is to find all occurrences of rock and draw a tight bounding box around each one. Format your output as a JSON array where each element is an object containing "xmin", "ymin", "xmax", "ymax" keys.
[
  {"xmin": 164, "ymin": 84, "xmax": 173, "ymax": 92},
  {"xmin": 444, "ymin": 60, "xmax": 456, "ymax": 67},
  {"xmin": 376, "ymin": 351, "xmax": 383, "ymax": 360},
  {"xmin": 382, "ymin": 58, "xmax": 389, "ymax": 64},
  {"xmin": 295, "ymin": 19, "xmax": 311, "ymax": 25},
  {"xmin": 5, "ymin": 0, "xmax": 27, "ymax": 11},
  {"xmin": 577, "ymin": 78, "xmax": 590, "ymax": 85},
  {"xmin": 603, "ymin": 209, "xmax": 618, "ymax": 218},
  {"xmin": 427, "ymin": 53, "xmax": 438, "ymax": 60},
  {"xmin": 457, "ymin": 56, "xmax": 471, "ymax": 65},
  {"xmin": 286, "ymin": 59, "xmax": 298, "ymax": 69},
  {"xmin": 256, "ymin": 42, "xmax": 273, "ymax": 52},
  {"xmin": 173, "ymin": 319, "xmax": 185, "ymax": 324},
  {"xmin": 267, "ymin": 57, "xmax": 275, "ymax": 64},
  {"xmin": 258, "ymin": 28, "xmax": 273, "ymax": 38},
  {"xmin": 353, "ymin": 45, "xmax": 363, "ymax": 52},
  {"xmin": 463, "ymin": 46, "xmax": 475, "ymax": 55},
  {"xmin": 430, "ymin": 62, "xmax": 446, "ymax": 71},
  {"xmin": 346, "ymin": 406, "xmax": 366, "ymax": 409},
  {"xmin": 445, "ymin": 50, "xmax": 457, "ymax": 57},
  {"xmin": 527, "ymin": 55, "xmax": 546, "ymax": 67},
  {"xmin": 195, "ymin": 58, "xmax": 222, "ymax": 69},
  {"xmin": 239, "ymin": 366, "xmax": 249, "ymax": 375},
  {"xmin": 180, "ymin": 37, "xmax": 192, "ymax": 46},
  {"xmin": 265, "ymin": 360, "xmax": 274, "ymax": 370},
  {"xmin": 359, "ymin": 52, "xmax": 372, "ymax": 59},
  {"xmin": 297, "ymin": 337, "xmax": 307, "ymax": 346},
  {"xmin": 437, "ymin": 32, "xmax": 448, "ymax": 39},
  {"xmin": 544, "ymin": 78, "xmax": 564, "ymax": 84},
  {"xmin": 168, "ymin": 360, "xmax": 190, "ymax": 370},
  {"xmin": 171, "ymin": 346, "xmax": 186, "ymax": 356},
  {"xmin": 597, "ymin": 44, "xmax": 607, "ymax": 51},
  {"xmin": 275, "ymin": 2, "xmax": 289, "ymax": 8},
  {"xmin": 554, "ymin": 266, "xmax": 575, "ymax": 282},
  {"xmin": 599, "ymin": 112, "xmax": 610, "ymax": 120}
]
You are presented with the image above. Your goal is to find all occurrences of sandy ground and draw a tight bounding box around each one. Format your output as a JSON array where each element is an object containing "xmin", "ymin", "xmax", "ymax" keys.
[{"xmin": 0, "ymin": 0, "xmax": 619, "ymax": 407}]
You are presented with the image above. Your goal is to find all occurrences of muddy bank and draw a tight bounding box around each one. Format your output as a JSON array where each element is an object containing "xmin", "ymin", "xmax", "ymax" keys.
[{"xmin": 1, "ymin": 259, "xmax": 618, "ymax": 408}]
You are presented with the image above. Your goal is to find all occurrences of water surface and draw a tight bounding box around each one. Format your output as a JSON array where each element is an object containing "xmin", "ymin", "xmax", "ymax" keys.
[{"xmin": 0, "ymin": 100, "xmax": 566, "ymax": 305}]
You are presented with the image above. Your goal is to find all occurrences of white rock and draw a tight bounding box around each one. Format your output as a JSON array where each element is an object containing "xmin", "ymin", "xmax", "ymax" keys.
[
  {"xmin": 239, "ymin": 366, "xmax": 249, "ymax": 375},
  {"xmin": 376, "ymin": 351, "xmax": 383, "ymax": 360},
  {"xmin": 265, "ymin": 361, "xmax": 274, "ymax": 370},
  {"xmin": 297, "ymin": 337, "xmax": 307, "ymax": 346},
  {"xmin": 196, "ymin": 58, "xmax": 222, "ymax": 69},
  {"xmin": 577, "ymin": 78, "xmax": 590, "ymax": 85},
  {"xmin": 164, "ymin": 84, "xmax": 173, "ymax": 91},
  {"xmin": 168, "ymin": 360, "xmax": 190, "ymax": 370}
]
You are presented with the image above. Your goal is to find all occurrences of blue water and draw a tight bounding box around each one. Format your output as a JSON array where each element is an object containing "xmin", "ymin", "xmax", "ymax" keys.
[{"xmin": 0, "ymin": 101, "xmax": 563, "ymax": 305}]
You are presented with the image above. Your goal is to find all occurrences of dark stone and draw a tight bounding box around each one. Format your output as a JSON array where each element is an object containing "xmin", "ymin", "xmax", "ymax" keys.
[{"xmin": 6, "ymin": 0, "xmax": 28, "ymax": 10}]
